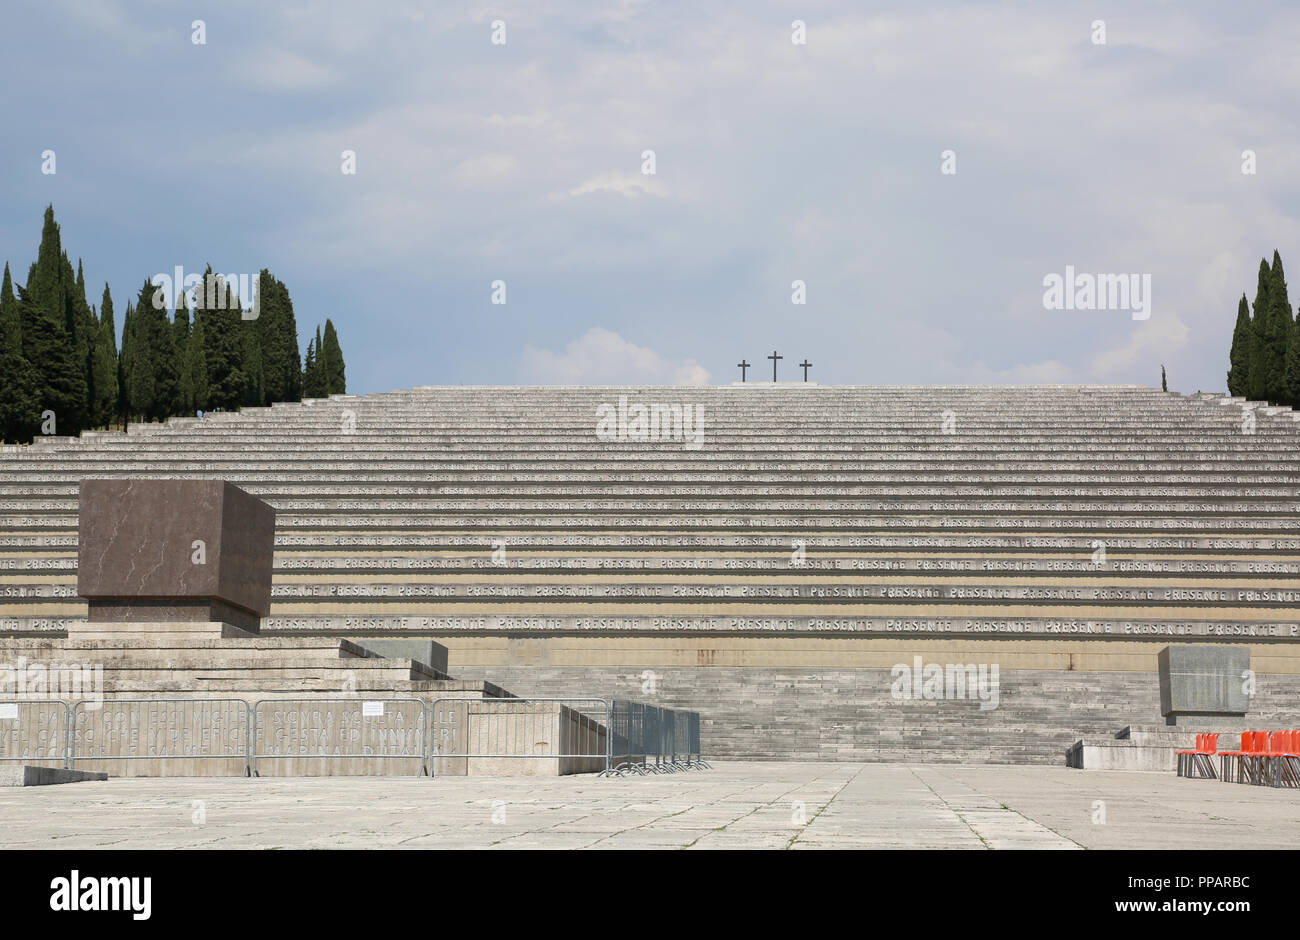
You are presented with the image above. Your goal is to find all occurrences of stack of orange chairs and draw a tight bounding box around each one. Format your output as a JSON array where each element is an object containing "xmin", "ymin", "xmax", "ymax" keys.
[
  {"xmin": 1212, "ymin": 730, "xmax": 1300, "ymax": 785},
  {"xmin": 1263, "ymin": 730, "xmax": 1300, "ymax": 788},
  {"xmin": 1176, "ymin": 733, "xmax": 1219, "ymax": 778}
]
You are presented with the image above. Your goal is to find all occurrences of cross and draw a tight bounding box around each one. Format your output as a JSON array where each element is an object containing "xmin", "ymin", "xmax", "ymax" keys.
[
  {"xmin": 767, "ymin": 350, "xmax": 782, "ymax": 382},
  {"xmin": 799, "ymin": 359, "xmax": 812, "ymax": 381},
  {"xmin": 737, "ymin": 359, "xmax": 750, "ymax": 382}
]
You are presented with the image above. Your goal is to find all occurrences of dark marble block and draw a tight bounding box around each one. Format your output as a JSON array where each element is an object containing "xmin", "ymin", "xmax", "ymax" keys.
[{"xmin": 77, "ymin": 479, "xmax": 276, "ymax": 632}]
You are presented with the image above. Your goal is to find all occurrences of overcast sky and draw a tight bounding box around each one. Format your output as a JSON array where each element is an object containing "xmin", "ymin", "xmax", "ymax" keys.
[{"xmin": 2, "ymin": 1, "xmax": 1298, "ymax": 395}]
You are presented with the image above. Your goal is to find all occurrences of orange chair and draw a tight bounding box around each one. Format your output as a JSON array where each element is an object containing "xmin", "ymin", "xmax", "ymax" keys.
[
  {"xmin": 1245, "ymin": 731, "xmax": 1269, "ymax": 784},
  {"xmin": 1266, "ymin": 730, "xmax": 1300, "ymax": 788},
  {"xmin": 1175, "ymin": 734, "xmax": 1201, "ymax": 778},
  {"xmin": 1177, "ymin": 733, "xmax": 1219, "ymax": 779},
  {"xmin": 1218, "ymin": 731, "xmax": 1258, "ymax": 783}
]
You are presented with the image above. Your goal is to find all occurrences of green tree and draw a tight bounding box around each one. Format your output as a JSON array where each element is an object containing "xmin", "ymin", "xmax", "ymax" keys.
[
  {"xmin": 174, "ymin": 294, "xmax": 194, "ymax": 414},
  {"xmin": 302, "ymin": 327, "xmax": 323, "ymax": 398},
  {"xmin": 185, "ymin": 313, "xmax": 209, "ymax": 413},
  {"xmin": 120, "ymin": 278, "xmax": 182, "ymax": 421},
  {"xmin": 117, "ymin": 301, "xmax": 134, "ymax": 421},
  {"xmin": 321, "ymin": 318, "xmax": 345, "ymax": 395},
  {"xmin": 1246, "ymin": 259, "xmax": 1273, "ymax": 401},
  {"xmin": 22, "ymin": 206, "xmax": 88, "ymax": 432},
  {"xmin": 1284, "ymin": 314, "xmax": 1300, "ymax": 409},
  {"xmin": 122, "ymin": 282, "xmax": 157, "ymax": 420},
  {"xmin": 255, "ymin": 270, "xmax": 302, "ymax": 404},
  {"xmin": 196, "ymin": 267, "xmax": 245, "ymax": 411},
  {"xmin": 241, "ymin": 321, "xmax": 264, "ymax": 407},
  {"xmin": 72, "ymin": 259, "xmax": 98, "ymax": 421},
  {"xmin": 0, "ymin": 263, "xmax": 41, "ymax": 442},
  {"xmin": 89, "ymin": 283, "xmax": 119, "ymax": 428},
  {"xmin": 1227, "ymin": 294, "xmax": 1252, "ymax": 397},
  {"xmin": 1266, "ymin": 251, "xmax": 1294, "ymax": 405}
]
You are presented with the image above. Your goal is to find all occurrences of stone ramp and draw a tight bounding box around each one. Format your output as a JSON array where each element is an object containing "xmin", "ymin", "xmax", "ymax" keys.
[{"xmin": 0, "ymin": 766, "xmax": 106, "ymax": 786}]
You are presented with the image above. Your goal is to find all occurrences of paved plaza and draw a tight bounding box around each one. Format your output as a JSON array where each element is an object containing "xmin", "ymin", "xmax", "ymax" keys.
[{"xmin": 2, "ymin": 761, "xmax": 1297, "ymax": 850}]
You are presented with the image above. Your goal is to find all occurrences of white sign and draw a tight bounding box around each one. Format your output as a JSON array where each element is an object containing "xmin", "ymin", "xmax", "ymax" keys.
[
  {"xmin": 0, "ymin": 704, "xmax": 18, "ymax": 720},
  {"xmin": 362, "ymin": 701, "xmax": 384, "ymax": 717}
]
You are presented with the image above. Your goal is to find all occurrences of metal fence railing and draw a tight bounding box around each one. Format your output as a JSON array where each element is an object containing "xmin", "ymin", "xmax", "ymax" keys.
[
  {"xmin": 0, "ymin": 700, "xmax": 72, "ymax": 767},
  {"xmin": 0, "ymin": 696, "xmax": 707, "ymax": 778},
  {"xmin": 71, "ymin": 699, "xmax": 252, "ymax": 776},
  {"xmin": 251, "ymin": 698, "xmax": 427, "ymax": 777},
  {"xmin": 603, "ymin": 701, "xmax": 707, "ymax": 775}
]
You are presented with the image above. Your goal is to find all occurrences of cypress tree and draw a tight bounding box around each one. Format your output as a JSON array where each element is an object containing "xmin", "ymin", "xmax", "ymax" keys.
[
  {"xmin": 185, "ymin": 314, "xmax": 209, "ymax": 413},
  {"xmin": 1284, "ymin": 313, "xmax": 1300, "ymax": 410},
  {"xmin": 174, "ymin": 295, "xmax": 194, "ymax": 414},
  {"xmin": 241, "ymin": 321, "xmax": 264, "ymax": 407},
  {"xmin": 79, "ymin": 262, "xmax": 99, "ymax": 402},
  {"xmin": 321, "ymin": 318, "xmax": 345, "ymax": 395},
  {"xmin": 197, "ymin": 267, "xmax": 245, "ymax": 411},
  {"xmin": 73, "ymin": 259, "xmax": 97, "ymax": 421},
  {"xmin": 123, "ymin": 282, "xmax": 157, "ymax": 420},
  {"xmin": 256, "ymin": 271, "xmax": 302, "ymax": 404},
  {"xmin": 1267, "ymin": 251, "xmax": 1294, "ymax": 405},
  {"xmin": 90, "ymin": 284, "xmax": 119, "ymax": 429},
  {"xmin": 0, "ymin": 264, "xmax": 41, "ymax": 442},
  {"xmin": 1161, "ymin": 365, "xmax": 1167, "ymax": 392},
  {"xmin": 23, "ymin": 207, "xmax": 88, "ymax": 432},
  {"xmin": 1247, "ymin": 259, "xmax": 1273, "ymax": 401},
  {"xmin": 121, "ymin": 278, "xmax": 183, "ymax": 421},
  {"xmin": 314, "ymin": 325, "xmax": 325, "ymax": 396},
  {"xmin": 117, "ymin": 301, "xmax": 133, "ymax": 422},
  {"xmin": 145, "ymin": 282, "xmax": 180, "ymax": 420},
  {"xmin": 1228, "ymin": 294, "xmax": 1252, "ymax": 397},
  {"xmin": 303, "ymin": 329, "xmax": 323, "ymax": 398},
  {"xmin": 59, "ymin": 254, "xmax": 96, "ymax": 430}
]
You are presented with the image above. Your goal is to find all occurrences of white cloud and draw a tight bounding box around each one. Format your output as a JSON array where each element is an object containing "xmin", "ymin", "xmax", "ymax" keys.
[
  {"xmin": 519, "ymin": 327, "xmax": 712, "ymax": 385},
  {"xmin": 1090, "ymin": 315, "xmax": 1192, "ymax": 380},
  {"xmin": 567, "ymin": 172, "xmax": 664, "ymax": 200}
]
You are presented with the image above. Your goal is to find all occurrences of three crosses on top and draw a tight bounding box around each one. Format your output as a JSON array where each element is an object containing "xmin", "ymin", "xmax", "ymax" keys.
[{"xmin": 736, "ymin": 351, "xmax": 812, "ymax": 382}]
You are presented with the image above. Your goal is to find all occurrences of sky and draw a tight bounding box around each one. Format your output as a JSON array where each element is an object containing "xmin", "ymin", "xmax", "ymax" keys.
[{"xmin": 2, "ymin": 0, "xmax": 1298, "ymax": 395}]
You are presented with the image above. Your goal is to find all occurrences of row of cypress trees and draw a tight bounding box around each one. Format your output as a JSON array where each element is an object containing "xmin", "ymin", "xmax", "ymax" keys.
[
  {"xmin": 1227, "ymin": 250, "xmax": 1298, "ymax": 405},
  {"xmin": 0, "ymin": 206, "xmax": 346, "ymax": 443}
]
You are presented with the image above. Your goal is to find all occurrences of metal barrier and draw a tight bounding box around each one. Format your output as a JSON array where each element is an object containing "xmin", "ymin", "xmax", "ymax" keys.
[
  {"xmin": 607, "ymin": 700, "xmax": 641, "ymax": 773},
  {"xmin": 252, "ymin": 698, "xmax": 427, "ymax": 776},
  {"xmin": 603, "ymin": 701, "xmax": 707, "ymax": 775},
  {"xmin": 70, "ymin": 698, "xmax": 252, "ymax": 776},
  {"xmin": 687, "ymin": 712, "xmax": 707, "ymax": 768},
  {"xmin": 429, "ymin": 697, "xmax": 609, "ymax": 777},
  {"xmin": 0, "ymin": 696, "xmax": 702, "ymax": 778},
  {"xmin": 0, "ymin": 700, "xmax": 72, "ymax": 768}
]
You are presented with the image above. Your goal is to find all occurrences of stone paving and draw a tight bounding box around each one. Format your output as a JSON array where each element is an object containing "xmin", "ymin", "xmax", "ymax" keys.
[{"xmin": 2, "ymin": 761, "xmax": 1297, "ymax": 850}]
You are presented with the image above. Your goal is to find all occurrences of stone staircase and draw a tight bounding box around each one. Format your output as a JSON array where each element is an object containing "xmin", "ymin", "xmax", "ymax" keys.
[{"xmin": 2, "ymin": 384, "xmax": 1299, "ymax": 764}]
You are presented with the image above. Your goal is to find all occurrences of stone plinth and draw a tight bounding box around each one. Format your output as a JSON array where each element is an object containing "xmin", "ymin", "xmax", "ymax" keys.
[
  {"xmin": 348, "ymin": 639, "xmax": 449, "ymax": 676},
  {"xmin": 1158, "ymin": 645, "xmax": 1250, "ymax": 726},
  {"xmin": 430, "ymin": 700, "xmax": 608, "ymax": 776},
  {"xmin": 78, "ymin": 480, "xmax": 275, "ymax": 633}
]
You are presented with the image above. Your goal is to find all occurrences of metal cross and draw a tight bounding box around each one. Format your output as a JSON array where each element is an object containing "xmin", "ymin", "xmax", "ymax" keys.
[{"xmin": 767, "ymin": 350, "xmax": 782, "ymax": 382}]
